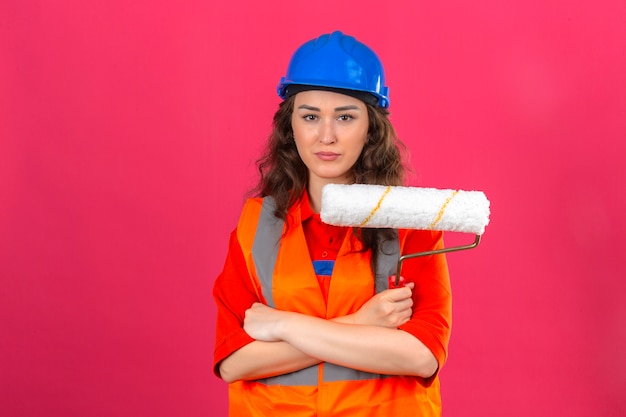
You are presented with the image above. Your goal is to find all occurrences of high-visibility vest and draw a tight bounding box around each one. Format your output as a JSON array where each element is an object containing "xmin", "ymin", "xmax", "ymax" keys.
[{"xmin": 229, "ymin": 196, "xmax": 443, "ymax": 417}]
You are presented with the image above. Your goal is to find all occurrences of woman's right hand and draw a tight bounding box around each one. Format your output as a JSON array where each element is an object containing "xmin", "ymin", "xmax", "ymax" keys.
[{"xmin": 351, "ymin": 282, "xmax": 414, "ymax": 328}]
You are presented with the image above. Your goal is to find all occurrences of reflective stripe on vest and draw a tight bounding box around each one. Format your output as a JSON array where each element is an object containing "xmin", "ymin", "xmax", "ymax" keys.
[
  {"xmin": 252, "ymin": 197, "xmax": 284, "ymax": 308},
  {"xmin": 253, "ymin": 196, "xmax": 399, "ymax": 386}
]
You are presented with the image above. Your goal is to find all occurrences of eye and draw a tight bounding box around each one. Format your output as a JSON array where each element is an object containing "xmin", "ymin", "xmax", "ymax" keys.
[
  {"xmin": 303, "ymin": 114, "xmax": 318, "ymax": 121},
  {"xmin": 338, "ymin": 114, "xmax": 354, "ymax": 121}
]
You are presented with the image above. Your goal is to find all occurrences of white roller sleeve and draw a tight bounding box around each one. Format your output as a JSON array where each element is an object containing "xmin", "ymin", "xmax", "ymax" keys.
[{"xmin": 320, "ymin": 184, "xmax": 491, "ymax": 235}]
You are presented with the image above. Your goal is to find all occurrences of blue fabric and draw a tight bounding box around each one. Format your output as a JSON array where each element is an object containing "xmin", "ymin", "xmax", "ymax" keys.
[{"xmin": 312, "ymin": 260, "xmax": 334, "ymax": 276}]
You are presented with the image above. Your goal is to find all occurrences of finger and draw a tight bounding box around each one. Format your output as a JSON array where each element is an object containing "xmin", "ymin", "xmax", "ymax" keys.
[
  {"xmin": 385, "ymin": 287, "xmax": 413, "ymax": 302},
  {"xmin": 399, "ymin": 297, "xmax": 414, "ymax": 308},
  {"xmin": 392, "ymin": 298, "xmax": 413, "ymax": 312},
  {"xmin": 393, "ymin": 307, "xmax": 413, "ymax": 325}
]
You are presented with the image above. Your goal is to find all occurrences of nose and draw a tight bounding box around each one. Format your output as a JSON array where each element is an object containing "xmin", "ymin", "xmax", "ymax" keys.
[{"xmin": 319, "ymin": 120, "xmax": 336, "ymax": 145}]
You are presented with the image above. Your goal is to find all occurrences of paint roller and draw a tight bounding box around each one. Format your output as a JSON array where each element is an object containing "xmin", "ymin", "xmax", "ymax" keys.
[{"xmin": 320, "ymin": 184, "xmax": 491, "ymax": 287}]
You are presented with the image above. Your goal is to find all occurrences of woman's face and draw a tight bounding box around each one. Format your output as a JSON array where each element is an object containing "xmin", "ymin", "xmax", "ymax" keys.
[{"xmin": 291, "ymin": 90, "xmax": 369, "ymax": 187}]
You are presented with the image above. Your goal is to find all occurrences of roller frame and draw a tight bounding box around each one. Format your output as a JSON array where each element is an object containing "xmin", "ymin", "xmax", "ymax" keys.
[{"xmin": 394, "ymin": 234, "xmax": 482, "ymax": 286}]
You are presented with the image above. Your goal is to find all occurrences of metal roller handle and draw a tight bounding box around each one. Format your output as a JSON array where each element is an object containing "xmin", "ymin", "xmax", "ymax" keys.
[{"xmin": 394, "ymin": 234, "xmax": 482, "ymax": 286}]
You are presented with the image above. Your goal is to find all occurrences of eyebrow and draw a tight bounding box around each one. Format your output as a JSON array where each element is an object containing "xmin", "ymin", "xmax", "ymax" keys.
[{"xmin": 297, "ymin": 104, "xmax": 362, "ymax": 112}]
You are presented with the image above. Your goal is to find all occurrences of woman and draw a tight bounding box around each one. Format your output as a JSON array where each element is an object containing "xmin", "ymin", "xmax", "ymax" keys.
[{"xmin": 213, "ymin": 31, "xmax": 452, "ymax": 416}]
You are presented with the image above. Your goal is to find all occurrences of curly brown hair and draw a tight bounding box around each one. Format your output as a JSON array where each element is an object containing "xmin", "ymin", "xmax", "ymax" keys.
[{"xmin": 253, "ymin": 95, "xmax": 410, "ymax": 272}]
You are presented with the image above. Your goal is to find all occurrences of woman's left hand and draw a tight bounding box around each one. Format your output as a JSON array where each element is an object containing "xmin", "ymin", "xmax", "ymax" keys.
[{"xmin": 243, "ymin": 302, "xmax": 291, "ymax": 342}]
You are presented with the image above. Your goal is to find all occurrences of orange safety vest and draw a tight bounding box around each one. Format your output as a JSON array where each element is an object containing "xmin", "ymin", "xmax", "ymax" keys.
[{"xmin": 230, "ymin": 196, "xmax": 442, "ymax": 417}]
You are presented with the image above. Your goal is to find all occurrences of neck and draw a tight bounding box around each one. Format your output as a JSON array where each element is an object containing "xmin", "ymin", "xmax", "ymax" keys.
[
  {"xmin": 307, "ymin": 181, "xmax": 323, "ymax": 214},
  {"xmin": 307, "ymin": 176, "xmax": 352, "ymax": 214}
]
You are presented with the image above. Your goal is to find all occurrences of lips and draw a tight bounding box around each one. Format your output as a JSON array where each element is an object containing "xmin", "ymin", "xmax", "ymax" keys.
[{"xmin": 315, "ymin": 151, "xmax": 340, "ymax": 161}]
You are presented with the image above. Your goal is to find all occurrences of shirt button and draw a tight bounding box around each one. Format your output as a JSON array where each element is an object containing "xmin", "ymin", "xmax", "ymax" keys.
[{"xmin": 322, "ymin": 251, "xmax": 328, "ymax": 258}]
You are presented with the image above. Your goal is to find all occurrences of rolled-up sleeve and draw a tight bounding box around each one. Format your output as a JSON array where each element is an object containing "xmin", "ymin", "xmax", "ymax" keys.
[
  {"xmin": 212, "ymin": 229, "xmax": 259, "ymax": 378},
  {"xmin": 398, "ymin": 230, "xmax": 452, "ymax": 375}
]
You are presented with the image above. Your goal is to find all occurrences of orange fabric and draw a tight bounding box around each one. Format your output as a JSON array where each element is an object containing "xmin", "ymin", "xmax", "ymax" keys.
[
  {"xmin": 229, "ymin": 375, "xmax": 442, "ymax": 417},
  {"xmin": 213, "ymin": 231, "xmax": 257, "ymax": 376},
  {"xmin": 213, "ymin": 194, "xmax": 452, "ymax": 416},
  {"xmin": 266, "ymin": 197, "xmax": 374, "ymax": 320}
]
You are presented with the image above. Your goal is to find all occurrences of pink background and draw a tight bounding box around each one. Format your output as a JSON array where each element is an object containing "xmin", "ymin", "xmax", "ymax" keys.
[{"xmin": 2, "ymin": 1, "xmax": 625, "ymax": 416}]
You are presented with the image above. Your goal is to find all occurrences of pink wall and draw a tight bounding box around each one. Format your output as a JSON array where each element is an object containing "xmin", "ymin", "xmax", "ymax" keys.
[{"xmin": 2, "ymin": 1, "xmax": 625, "ymax": 416}]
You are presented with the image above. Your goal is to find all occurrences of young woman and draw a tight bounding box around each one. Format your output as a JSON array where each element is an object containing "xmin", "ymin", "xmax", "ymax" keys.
[{"xmin": 213, "ymin": 31, "xmax": 452, "ymax": 416}]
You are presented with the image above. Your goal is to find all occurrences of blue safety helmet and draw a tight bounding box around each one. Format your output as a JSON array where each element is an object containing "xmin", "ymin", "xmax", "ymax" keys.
[{"xmin": 277, "ymin": 31, "xmax": 390, "ymax": 108}]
